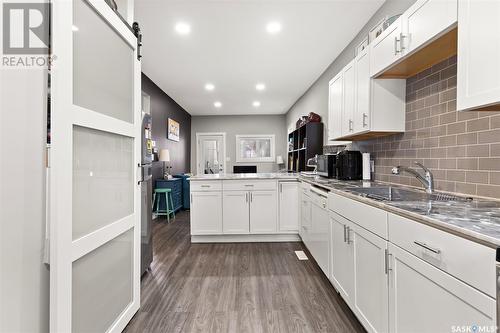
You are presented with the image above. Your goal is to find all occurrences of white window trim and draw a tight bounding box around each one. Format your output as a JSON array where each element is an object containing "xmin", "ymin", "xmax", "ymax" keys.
[{"xmin": 235, "ymin": 134, "xmax": 275, "ymax": 163}]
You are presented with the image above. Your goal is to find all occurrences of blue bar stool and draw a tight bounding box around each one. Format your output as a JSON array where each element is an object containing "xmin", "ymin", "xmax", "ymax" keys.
[{"xmin": 152, "ymin": 188, "xmax": 175, "ymax": 223}]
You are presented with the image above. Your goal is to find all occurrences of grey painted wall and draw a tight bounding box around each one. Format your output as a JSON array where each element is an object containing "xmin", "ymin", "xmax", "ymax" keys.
[
  {"xmin": 191, "ymin": 115, "xmax": 287, "ymax": 173},
  {"xmin": 0, "ymin": 68, "xmax": 49, "ymax": 331},
  {"xmin": 142, "ymin": 73, "xmax": 191, "ymax": 182},
  {"xmin": 285, "ymin": 0, "xmax": 417, "ymax": 142}
]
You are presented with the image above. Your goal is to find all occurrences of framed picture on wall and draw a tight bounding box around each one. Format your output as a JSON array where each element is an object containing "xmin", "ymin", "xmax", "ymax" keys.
[{"xmin": 167, "ymin": 118, "xmax": 180, "ymax": 142}]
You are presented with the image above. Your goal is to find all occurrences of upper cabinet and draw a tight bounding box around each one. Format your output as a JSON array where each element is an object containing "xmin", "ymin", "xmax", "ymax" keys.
[
  {"xmin": 457, "ymin": 0, "xmax": 500, "ymax": 111},
  {"xmin": 371, "ymin": 0, "xmax": 458, "ymax": 79},
  {"xmin": 328, "ymin": 48, "xmax": 405, "ymax": 141}
]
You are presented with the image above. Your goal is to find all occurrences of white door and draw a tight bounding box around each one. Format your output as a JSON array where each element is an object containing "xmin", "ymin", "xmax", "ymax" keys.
[
  {"xmin": 279, "ymin": 182, "xmax": 299, "ymax": 232},
  {"xmin": 402, "ymin": 0, "xmax": 457, "ymax": 55},
  {"xmin": 457, "ymin": 0, "xmax": 500, "ymax": 111},
  {"xmin": 223, "ymin": 191, "xmax": 250, "ymax": 234},
  {"xmin": 330, "ymin": 213, "xmax": 354, "ymax": 303},
  {"xmin": 352, "ymin": 225, "xmax": 389, "ymax": 333},
  {"xmin": 342, "ymin": 60, "xmax": 356, "ymax": 137},
  {"xmin": 50, "ymin": 0, "xmax": 141, "ymax": 332},
  {"xmin": 354, "ymin": 48, "xmax": 370, "ymax": 134},
  {"xmin": 310, "ymin": 198, "xmax": 330, "ymax": 277},
  {"xmin": 249, "ymin": 191, "xmax": 277, "ymax": 234},
  {"xmin": 388, "ymin": 243, "xmax": 496, "ymax": 333},
  {"xmin": 191, "ymin": 192, "xmax": 223, "ymax": 234},
  {"xmin": 328, "ymin": 72, "xmax": 343, "ymax": 141},
  {"xmin": 196, "ymin": 133, "xmax": 226, "ymax": 175},
  {"xmin": 370, "ymin": 17, "xmax": 403, "ymax": 77}
]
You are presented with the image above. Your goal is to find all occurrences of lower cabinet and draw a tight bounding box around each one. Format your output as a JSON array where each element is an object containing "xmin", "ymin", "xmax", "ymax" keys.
[
  {"xmin": 249, "ymin": 190, "xmax": 277, "ymax": 234},
  {"xmin": 278, "ymin": 181, "xmax": 299, "ymax": 232},
  {"xmin": 330, "ymin": 212, "xmax": 355, "ymax": 301},
  {"xmin": 299, "ymin": 186, "xmax": 312, "ymax": 243},
  {"xmin": 190, "ymin": 191, "xmax": 223, "ymax": 234},
  {"xmin": 388, "ymin": 243, "xmax": 496, "ymax": 332},
  {"xmin": 222, "ymin": 191, "xmax": 249, "ymax": 234},
  {"xmin": 309, "ymin": 195, "xmax": 330, "ymax": 277}
]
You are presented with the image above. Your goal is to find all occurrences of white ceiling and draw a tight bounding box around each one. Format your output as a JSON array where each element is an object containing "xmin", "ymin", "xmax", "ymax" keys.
[{"xmin": 135, "ymin": 0, "xmax": 385, "ymax": 116}]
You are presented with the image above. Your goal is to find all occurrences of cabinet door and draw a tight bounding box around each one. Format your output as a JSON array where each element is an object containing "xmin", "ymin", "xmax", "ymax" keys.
[
  {"xmin": 300, "ymin": 191, "xmax": 312, "ymax": 243},
  {"xmin": 388, "ymin": 243, "xmax": 496, "ymax": 333},
  {"xmin": 191, "ymin": 192, "xmax": 222, "ymax": 235},
  {"xmin": 310, "ymin": 200, "xmax": 330, "ymax": 277},
  {"xmin": 354, "ymin": 48, "xmax": 371, "ymax": 134},
  {"xmin": 328, "ymin": 72, "xmax": 343, "ymax": 141},
  {"xmin": 342, "ymin": 60, "xmax": 356, "ymax": 137},
  {"xmin": 330, "ymin": 213, "xmax": 354, "ymax": 303},
  {"xmin": 279, "ymin": 182, "xmax": 299, "ymax": 232},
  {"xmin": 370, "ymin": 17, "xmax": 403, "ymax": 77},
  {"xmin": 402, "ymin": 0, "xmax": 457, "ymax": 55},
  {"xmin": 457, "ymin": 0, "xmax": 500, "ymax": 111},
  {"xmin": 223, "ymin": 191, "xmax": 249, "ymax": 234},
  {"xmin": 249, "ymin": 191, "xmax": 277, "ymax": 234},
  {"xmin": 352, "ymin": 225, "xmax": 389, "ymax": 333}
]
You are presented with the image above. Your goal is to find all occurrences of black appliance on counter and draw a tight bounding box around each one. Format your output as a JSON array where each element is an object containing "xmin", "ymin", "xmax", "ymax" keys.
[
  {"xmin": 316, "ymin": 154, "xmax": 337, "ymax": 178},
  {"xmin": 336, "ymin": 150, "xmax": 363, "ymax": 180}
]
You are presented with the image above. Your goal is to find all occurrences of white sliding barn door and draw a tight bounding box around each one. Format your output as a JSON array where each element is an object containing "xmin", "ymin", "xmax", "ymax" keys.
[{"xmin": 50, "ymin": 0, "xmax": 141, "ymax": 332}]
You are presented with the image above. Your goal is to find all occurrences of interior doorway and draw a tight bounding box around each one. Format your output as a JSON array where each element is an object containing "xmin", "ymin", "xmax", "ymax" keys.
[{"xmin": 196, "ymin": 133, "xmax": 226, "ymax": 175}]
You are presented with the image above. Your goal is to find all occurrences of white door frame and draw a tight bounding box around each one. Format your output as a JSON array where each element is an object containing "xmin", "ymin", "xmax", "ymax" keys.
[
  {"xmin": 50, "ymin": 0, "xmax": 141, "ymax": 332},
  {"xmin": 196, "ymin": 132, "xmax": 226, "ymax": 175}
]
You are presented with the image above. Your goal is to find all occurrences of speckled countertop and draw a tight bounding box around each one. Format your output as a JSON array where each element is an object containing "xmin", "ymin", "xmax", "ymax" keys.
[
  {"xmin": 190, "ymin": 173, "xmax": 299, "ymax": 180},
  {"xmin": 300, "ymin": 176, "xmax": 500, "ymax": 248}
]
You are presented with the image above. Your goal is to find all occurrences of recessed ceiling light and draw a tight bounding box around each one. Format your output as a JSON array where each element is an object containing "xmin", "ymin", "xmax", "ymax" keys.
[
  {"xmin": 256, "ymin": 83, "xmax": 266, "ymax": 91},
  {"xmin": 214, "ymin": 101, "xmax": 222, "ymax": 108},
  {"xmin": 252, "ymin": 101, "xmax": 261, "ymax": 107},
  {"xmin": 205, "ymin": 83, "xmax": 215, "ymax": 91},
  {"xmin": 72, "ymin": 25, "xmax": 79, "ymax": 31},
  {"xmin": 175, "ymin": 22, "xmax": 191, "ymax": 35},
  {"xmin": 266, "ymin": 21, "xmax": 282, "ymax": 34}
]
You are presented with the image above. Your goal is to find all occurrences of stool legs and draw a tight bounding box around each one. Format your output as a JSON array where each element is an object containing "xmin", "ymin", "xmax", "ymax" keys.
[
  {"xmin": 169, "ymin": 192, "xmax": 175, "ymax": 219},
  {"xmin": 165, "ymin": 193, "xmax": 170, "ymax": 224}
]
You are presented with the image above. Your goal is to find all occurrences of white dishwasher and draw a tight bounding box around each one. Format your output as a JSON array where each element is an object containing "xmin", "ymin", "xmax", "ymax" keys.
[{"xmin": 308, "ymin": 186, "xmax": 331, "ymax": 277}]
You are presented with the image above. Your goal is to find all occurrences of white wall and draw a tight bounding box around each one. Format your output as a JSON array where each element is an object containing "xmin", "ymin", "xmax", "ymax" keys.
[
  {"xmin": 0, "ymin": 68, "xmax": 49, "ymax": 331},
  {"xmin": 285, "ymin": 0, "xmax": 417, "ymax": 144},
  {"xmin": 191, "ymin": 115, "xmax": 287, "ymax": 173}
]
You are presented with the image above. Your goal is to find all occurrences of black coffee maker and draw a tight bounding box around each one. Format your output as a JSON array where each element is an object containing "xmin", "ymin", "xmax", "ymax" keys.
[{"xmin": 336, "ymin": 150, "xmax": 363, "ymax": 180}]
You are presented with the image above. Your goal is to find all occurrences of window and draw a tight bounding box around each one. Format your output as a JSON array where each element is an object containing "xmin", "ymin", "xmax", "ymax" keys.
[{"xmin": 236, "ymin": 135, "xmax": 275, "ymax": 163}]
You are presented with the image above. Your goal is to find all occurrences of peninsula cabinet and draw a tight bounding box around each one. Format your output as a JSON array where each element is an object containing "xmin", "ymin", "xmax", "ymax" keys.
[
  {"xmin": 457, "ymin": 0, "xmax": 500, "ymax": 111},
  {"xmin": 190, "ymin": 191, "xmax": 223, "ymax": 235},
  {"xmin": 388, "ymin": 243, "xmax": 496, "ymax": 332}
]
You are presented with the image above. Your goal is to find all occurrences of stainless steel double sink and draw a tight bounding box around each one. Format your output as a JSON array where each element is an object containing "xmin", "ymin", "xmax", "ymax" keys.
[{"xmin": 346, "ymin": 186, "xmax": 473, "ymax": 203}]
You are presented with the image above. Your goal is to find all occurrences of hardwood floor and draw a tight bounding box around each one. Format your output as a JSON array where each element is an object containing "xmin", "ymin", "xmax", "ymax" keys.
[{"xmin": 124, "ymin": 211, "xmax": 365, "ymax": 333}]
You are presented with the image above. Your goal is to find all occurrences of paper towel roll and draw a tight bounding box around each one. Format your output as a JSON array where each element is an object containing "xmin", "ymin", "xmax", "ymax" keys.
[{"xmin": 362, "ymin": 153, "xmax": 371, "ymax": 180}]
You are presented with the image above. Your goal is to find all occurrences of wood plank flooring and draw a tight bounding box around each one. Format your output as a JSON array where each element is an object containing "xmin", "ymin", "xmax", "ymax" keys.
[{"xmin": 124, "ymin": 211, "xmax": 365, "ymax": 333}]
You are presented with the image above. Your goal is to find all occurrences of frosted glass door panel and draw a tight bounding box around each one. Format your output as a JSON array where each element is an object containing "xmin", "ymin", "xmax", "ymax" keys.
[
  {"xmin": 73, "ymin": 126, "xmax": 134, "ymax": 240},
  {"xmin": 72, "ymin": 229, "xmax": 133, "ymax": 333},
  {"xmin": 73, "ymin": 0, "xmax": 134, "ymax": 123}
]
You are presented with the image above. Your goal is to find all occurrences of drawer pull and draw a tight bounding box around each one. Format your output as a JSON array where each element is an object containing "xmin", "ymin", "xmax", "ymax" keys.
[
  {"xmin": 244, "ymin": 184, "xmax": 254, "ymax": 187},
  {"xmin": 414, "ymin": 241, "xmax": 441, "ymax": 254},
  {"xmin": 343, "ymin": 225, "xmax": 347, "ymax": 243},
  {"xmin": 201, "ymin": 185, "xmax": 211, "ymax": 188}
]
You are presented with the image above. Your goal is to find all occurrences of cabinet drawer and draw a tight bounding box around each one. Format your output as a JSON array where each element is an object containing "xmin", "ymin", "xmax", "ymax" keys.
[
  {"xmin": 388, "ymin": 213, "xmax": 496, "ymax": 298},
  {"xmin": 328, "ymin": 192, "xmax": 388, "ymax": 239},
  {"xmin": 223, "ymin": 180, "xmax": 277, "ymax": 191},
  {"xmin": 191, "ymin": 180, "xmax": 222, "ymax": 192}
]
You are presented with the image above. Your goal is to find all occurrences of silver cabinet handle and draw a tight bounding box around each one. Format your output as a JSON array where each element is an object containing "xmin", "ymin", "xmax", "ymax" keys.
[
  {"xmin": 400, "ymin": 32, "xmax": 407, "ymax": 51},
  {"xmin": 349, "ymin": 119, "xmax": 353, "ymax": 132},
  {"xmin": 280, "ymin": 183, "xmax": 283, "ymax": 193},
  {"xmin": 385, "ymin": 249, "xmax": 392, "ymax": 274},
  {"xmin": 250, "ymin": 192, "xmax": 253, "ymax": 202},
  {"xmin": 201, "ymin": 185, "xmax": 210, "ymax": 188},
  {"xmin": 322, "ymin": 201, "xmax": 326, "ymax": 208},
  {"xmin": 343, "ymin": 225, "xmax": 347, "ymax": 243},
  {"xmin": 244, "ymin": 184, "xmax": 254, "ymax": 187},
  {"xmin": 346, "ymin": 226, "xmax": 352, "ymax": 244},
  {"xmin": 414, "ymin": 241, "xmax": 441, "ymax": 254},
  {"xmin": 190, "ymin": 194, "xmax": 193, "ymax": 203},
  {"xmin": 394, "ymin": 36, "xmax": 401, "ymax": 55},
  {"xmin": 362, "ymin": 113, "xmax": 368, "ymax": 127},
  {"xmin": 245, "ymin": 192, "xmax": 248, "ymax": 203}
]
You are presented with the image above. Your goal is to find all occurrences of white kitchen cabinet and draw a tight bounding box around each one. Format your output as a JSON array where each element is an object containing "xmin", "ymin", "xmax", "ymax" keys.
[
  {"xmin": 278, "ymin": 181, "xmax": 299, "ymax": 232},
  {"xmin": 299, "ymin": 186, "xmax": 312, "ymax": 244},
  {"xmin": 328, "ymin": 72, "xmax": 344, "ymax": 141},
  {"xmin": 370, "ymin": 17, "xmax": 403, "ymax": 77},
  {"xmin": 388, "ymin": 243, "xmax": 496, "ymax": 332},
  {"xmin": 190, "ymin": 191, "xmax": 223, "ymax": 235},
  {"xmin": 352, "ymin": 224, "xmax": 389, "ymax": 333},
  {"xmin": 342, "ymin": 60, "xmax": 356, "ymax": 137},
  {"xmin": 457, "ymin": 0, "xmax": 500, "ymax": 111},
  {"xmin": 330, "ymin": 212, "xmax": 354, "ymax": 302},
  {"xmin": 353, "ymin": 48, "xmax": 371, "ymax": 134},
  {"xmin": 309, "ymin": 189, "xmax": 330, "ymax": 277},
  {"xmin": 402, "ymin": 0, "xmax": 457, "ymax": 55},
  {"xmin": 249, "ymin": 190, "xmax": 277, "ymax": 234},
  {"xmin": 223, "ymin": 191, "xmax": 249, "ymax": 234}
]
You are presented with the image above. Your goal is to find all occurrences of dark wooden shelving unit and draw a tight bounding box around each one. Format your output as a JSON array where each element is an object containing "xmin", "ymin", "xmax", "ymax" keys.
[{"xmin": 287, "ymin": 122, "xmax": 324, "ymax": 172}]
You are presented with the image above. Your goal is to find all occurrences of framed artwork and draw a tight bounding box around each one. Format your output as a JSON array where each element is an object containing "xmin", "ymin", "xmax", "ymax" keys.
[
  {"xmin": 167, "ymin": 118, "xmax": 180, "ymax": 142},
  {"xmin": 235, "ymin": 134, "xmax": 275, "ymax": 163}
]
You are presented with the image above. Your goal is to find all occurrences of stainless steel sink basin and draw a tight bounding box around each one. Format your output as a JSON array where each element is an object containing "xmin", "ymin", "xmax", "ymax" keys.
[{"xmin": 347, "ymin": 187, "xmax": 473, "ymax": 202}]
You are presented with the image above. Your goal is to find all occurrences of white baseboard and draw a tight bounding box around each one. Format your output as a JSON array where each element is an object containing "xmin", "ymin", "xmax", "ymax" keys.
[{"xmin": 191, "ymin": 233, "xmax": 301, "ymax": 243}]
